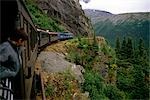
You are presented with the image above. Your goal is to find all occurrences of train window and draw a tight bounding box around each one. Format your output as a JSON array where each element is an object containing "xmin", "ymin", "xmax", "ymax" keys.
[
  {"xmin": 28, "ymin": 25, "xmax": 33, "ymax": 56},
  {"xmin": 23, "ymin": 19, "xmax": 27, "ymax": 66},
  {"xmin": 30, "ymin": 28, "xmax": 37, "ymax": 51},
  {"xmin": 30, "ymin": 28, "xmax": 34, "ymax": 51},
  {"xmin": 23, "ymin": 18, "xmax": 30, "ymax": 61},
  {"xmin": 27, "ymin": 23, "xmax": 31, "ymax": 60},
  {"xmin": 32, "ymin": 30, "xmax": 36, "ymax": 50},
  {"xmin": 20, "ymin": 14, "xmax": 24, "ymax": 28},
  {"xmin": 41, "ymin": 32, "xmax": 48, "ymax": 38},
  {"xmin": 34, "ymin": 30, "xmax": 38, "ymax": 46},
  {"xmin": 15, "ymin": 13, "xmax": 21, "ymax": 28}
]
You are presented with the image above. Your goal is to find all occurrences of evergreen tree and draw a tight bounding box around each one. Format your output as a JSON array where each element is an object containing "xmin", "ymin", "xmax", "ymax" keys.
[
  {"xmin": 120, "ymin": 37, "xmax": 127, "ymax": 59},
  {"xmin": 126, "ymin": 37, "xmax": 133, "ymax": 60},
  {"xmin": 138, "ymin": 38, "xmax": 146, "ymax": 59},
  {"xmin": 131, "ymin": 64, "xmax": 149, "ymax": 99},
  {"xmin": 138, "ymin": 38, "xmax": 149, "ymax": 88},
  {"xmin": 131, "ymin": 38, "xmax": 149, "ymax": 99},
  {"xmin": 115, "ymin": 37, "xmax": 121, "ymax": 59},
  {"xmin": 134, "ymin": 38, "xmax": 148, "ymax": 65}
]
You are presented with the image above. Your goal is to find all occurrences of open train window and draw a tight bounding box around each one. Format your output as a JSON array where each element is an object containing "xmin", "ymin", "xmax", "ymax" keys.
[
  {"xmin": 30, "ymin": 28, "xmax": 37, "ymax": 51},
  {"xmin": 30, "ymin": 28, "xmax": 33, "ymax": 51},
  {"xmin": 41, "ymin": 32, "xmax": 49, "ymax": 38},
  {"xmin": 27, "ymin": 23, "xmax": 31, "ymax": 60},
  {"xmin": 23, "ymin": 18, "xmax": 30, "ymax": 60},
  {"xmin": 15, "ymin": 13, "xmax": 21, "ymax": 29},
  {"xmin": 34, "ymin": 30, "xmax": 38, "ymax": 47}
]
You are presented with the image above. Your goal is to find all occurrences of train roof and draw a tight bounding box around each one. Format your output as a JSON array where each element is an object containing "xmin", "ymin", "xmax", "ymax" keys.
[
  {"xmin": 48, "ymin": 32, "xmax": 58, "ymax": 35},
  {"xmin": 37, "ymin": 28, "xmax": 58, "ymax": 35},
  {"xmin": 37, "ymin": 29, "xmax": 74, "ymax": 35}
]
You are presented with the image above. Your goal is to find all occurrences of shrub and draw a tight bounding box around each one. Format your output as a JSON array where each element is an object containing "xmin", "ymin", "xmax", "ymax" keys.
[
  {"xmin": 25, "ymin": 0, "xmax": 64, "ymax": 31},
  {"xmin": 82, "ymin": 70, "xmax": 107, "ymax": 100},
  {"xmin": 45, "ymin": 84, "xmax": 54, "ymax": 97},
  {"xmin": 105, "ymin": 84, "xmax": 125, "ymax": 100}
]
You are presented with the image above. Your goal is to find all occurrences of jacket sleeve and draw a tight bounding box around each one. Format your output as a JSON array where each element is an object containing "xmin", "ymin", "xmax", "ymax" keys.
[{"xmin": 0, "ymin": 46, "xmax": 17, "ymax": 79}]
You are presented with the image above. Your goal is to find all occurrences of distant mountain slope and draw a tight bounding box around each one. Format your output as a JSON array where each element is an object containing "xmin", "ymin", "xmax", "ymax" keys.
[
  {"xmin": 84, "ymin": 9, "xmax": 113, "ymax": 18},
  {"xmin": 84, "ymin": 9, "xmax": 150, "ymax": 47}
]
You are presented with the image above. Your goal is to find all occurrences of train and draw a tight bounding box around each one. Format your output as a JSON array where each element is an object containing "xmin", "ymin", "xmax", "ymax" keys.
[
  {"xmin": 37, "ymin": 28, "xmax": 74, "ymax": 50},
  {"xmin": 0, "ymin": 0, "xmax": 74, "ymax": 100}
]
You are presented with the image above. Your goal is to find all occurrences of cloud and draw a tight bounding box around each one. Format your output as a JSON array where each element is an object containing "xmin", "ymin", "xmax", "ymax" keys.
[
  {"xmin": 79, "ymin": 0, "xmax": 150, "ymax": 14},
  {"xmin": 80, "ymin": 0, "xmax": 91, "ymax": 3}
]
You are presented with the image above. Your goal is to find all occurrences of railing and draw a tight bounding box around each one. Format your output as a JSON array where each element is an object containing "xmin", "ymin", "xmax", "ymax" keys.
[{"xmin": 0, "ymin": 78, "xmax": 14, "ymax": 100}]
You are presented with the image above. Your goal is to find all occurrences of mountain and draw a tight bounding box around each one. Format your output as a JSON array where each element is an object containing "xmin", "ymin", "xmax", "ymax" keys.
[
  {"xmin": 84, "ymin": 9, "xmax": 113, "ymax": 18},
  {"xmin": 84, "ymin": 9, "xmax": 150, "ymax": 47},
  {"xmin": 84, "ymin": 9, "xmax": 113, "ymax": 23},
  {"xmin": 34, "ymin": 0, "xmax": 94, "ymax": 36}
]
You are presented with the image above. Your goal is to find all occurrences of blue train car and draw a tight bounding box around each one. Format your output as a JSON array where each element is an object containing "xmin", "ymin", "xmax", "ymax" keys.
[{"xmin": 58, "ymin": 32, "xmax": 74, "ymax": 40}]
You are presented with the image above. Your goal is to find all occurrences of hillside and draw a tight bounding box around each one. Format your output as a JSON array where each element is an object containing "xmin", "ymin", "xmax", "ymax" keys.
[
  {"xmin": 84, "ymin": 9, "xmax": 150, "ymax": 47},
  {"xmin": 35, "ymin": 37, "xmax": 111, "ymax": 99},
  {"xmin": 32, "ymin": 0, "xmax": 94, "ymax": 36},
  {"xmin": 25, "ymin": 0, "xmax": 94, "ymax": 36}
]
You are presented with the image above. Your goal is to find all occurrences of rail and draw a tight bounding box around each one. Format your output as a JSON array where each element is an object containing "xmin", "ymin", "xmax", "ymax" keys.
[{"xmin": 0, "ymin": 78, "xmax": 14, "ymax": 100}]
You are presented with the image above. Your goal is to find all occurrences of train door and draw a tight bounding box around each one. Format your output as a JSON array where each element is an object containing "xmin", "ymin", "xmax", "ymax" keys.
[
  {"xmin": 10, "ymin": 0, "xmax": 38, "ymax": 99},
  {"xmin": 13, "ymin": 10, "xmax": 26, "ymax": 99},
  {"xmin": 23, "ymin": 17, "xmax": 33, "ymax": 99}
]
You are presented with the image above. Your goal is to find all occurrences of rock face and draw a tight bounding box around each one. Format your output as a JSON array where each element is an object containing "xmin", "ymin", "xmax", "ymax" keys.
[
  {"xmin": 35, "ymin": 0, "xmax": 93, "ymax": 36},
  {"xmin": 37, "ymin": 51, "xmax": 85, "ymax": 83}
]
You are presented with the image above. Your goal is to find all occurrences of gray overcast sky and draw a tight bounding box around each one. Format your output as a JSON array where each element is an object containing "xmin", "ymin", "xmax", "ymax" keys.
[{"xmin": 79, "ymin": 0, "xmax": 150, "ymax": 14}]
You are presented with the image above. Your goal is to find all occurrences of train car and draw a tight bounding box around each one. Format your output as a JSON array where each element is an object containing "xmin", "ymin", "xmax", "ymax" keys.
[
  {"xmin": 37, "ymin": 29, "xmax": 74, "ymax": 50},
  {"xmin": 37, "ymin": 28, "xmax": 51, "ymax": 49},
  {"xmin": 48, "ymin": 32, "xmax": 59, "ymax": 42},
  {"xmin": 58, "ymin": 32, "xmax": 74, "ymax": 40},
  {"xmin": 0, "ymin": 0, "xmax": 38, "ymax": 99},
  {"xmin": 37, "ymin": 29, "xmax": 58, "ymax": 50}
]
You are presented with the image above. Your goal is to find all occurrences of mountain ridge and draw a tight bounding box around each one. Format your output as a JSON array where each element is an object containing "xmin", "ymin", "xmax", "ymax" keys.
[
  {"xmin": 84, "ymin": 9, "xmax": 150, "ymax": 47},
  {"xmin": 84, "ymin": 9, "xmax": 149, "ymax": 24}
]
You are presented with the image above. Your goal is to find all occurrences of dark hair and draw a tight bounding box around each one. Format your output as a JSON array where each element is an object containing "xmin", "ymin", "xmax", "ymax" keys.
[
  {"xmin": 0, "ymin": 0, "xmax": 18, "ymax": 43},
  {"xmin": 10, "ymin": 28, "xmax": 28, "ymax": 41}
]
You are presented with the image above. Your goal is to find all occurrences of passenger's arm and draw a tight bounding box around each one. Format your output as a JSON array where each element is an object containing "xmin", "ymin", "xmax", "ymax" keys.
[{"xmin": 0, "ymin": 48, "xmax": 17, "ymax": 79}]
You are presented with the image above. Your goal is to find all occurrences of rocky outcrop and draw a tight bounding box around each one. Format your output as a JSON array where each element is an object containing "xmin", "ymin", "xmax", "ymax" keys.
[
  {"xmin": 37, "ymin": 51, "xmax": 85, "ymax": 83},
  {"xmin": 35, "ymin": 0, "xmax": 93, "ymax": 36}
]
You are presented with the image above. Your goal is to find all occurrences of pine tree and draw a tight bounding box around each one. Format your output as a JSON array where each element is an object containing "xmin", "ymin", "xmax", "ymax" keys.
[
  {"xmin": 134, "ymin": 38, "xmax": 148, "ymax": 64},
  {"xmin": 132, "ymin": 64, "xmax": 149, "ymax": 99},
  {"xmin": 115, "ymin": 37, "xmax": 121, "ymax": 59},
  {"xmin": 126, "ymin": 37, "xmax": 133, "ymax": 60},
  {"xmin": 138, "ymin": 38, "xmax": 145, "ymax": 59},
  {"xmin": 131, "ymin": 38, "xmax": 149, "ymax": 99},
  {"xmin": 137, "ymin": 38, "xmax": 149, "ymax": 87},
  {"xmin": 120, "ymin": 37, "xmax": 127, "ymax": 59}
]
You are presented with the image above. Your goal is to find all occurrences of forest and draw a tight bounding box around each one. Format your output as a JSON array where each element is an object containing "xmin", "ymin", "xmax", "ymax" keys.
[{"xmin": 66, "ymin": 36, "xmax": 149, "ymax": 99}]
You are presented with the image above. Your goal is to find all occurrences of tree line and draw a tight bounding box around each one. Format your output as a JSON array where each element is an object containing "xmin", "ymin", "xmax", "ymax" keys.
[{"xmin": 115, "ymin": 37, "xmax": 149, "ymax": 99}]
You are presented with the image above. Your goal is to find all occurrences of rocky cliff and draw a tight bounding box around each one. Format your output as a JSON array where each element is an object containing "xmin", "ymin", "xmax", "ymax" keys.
[{"xmin": 35, "ymin": 0, "xmax": 93, "ymax": 36}]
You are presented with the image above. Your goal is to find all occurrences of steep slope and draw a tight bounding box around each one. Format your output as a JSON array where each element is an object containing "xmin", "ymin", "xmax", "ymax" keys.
[
  {"xmin": 84, "ymin": 9, "xmax": 150, "ymax": 47},
  {"xmin": 35, "ymin": 0, "xmax": 94, "ymax": 36}
]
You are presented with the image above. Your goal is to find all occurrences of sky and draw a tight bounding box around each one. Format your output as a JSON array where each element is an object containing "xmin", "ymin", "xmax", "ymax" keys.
[{"xmin": 79, "ymin": 0, "xmax": 150, "ymax": 14}]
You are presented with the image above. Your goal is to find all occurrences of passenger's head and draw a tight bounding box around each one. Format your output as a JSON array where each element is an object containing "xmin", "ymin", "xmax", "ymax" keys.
[
  {"xmin": 1, "ymin": 0, "xmax": 18, "ymax": 43},
  {"xmin": 10, "ymin": 28, "xmax": 28, "ymax": 46}
]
